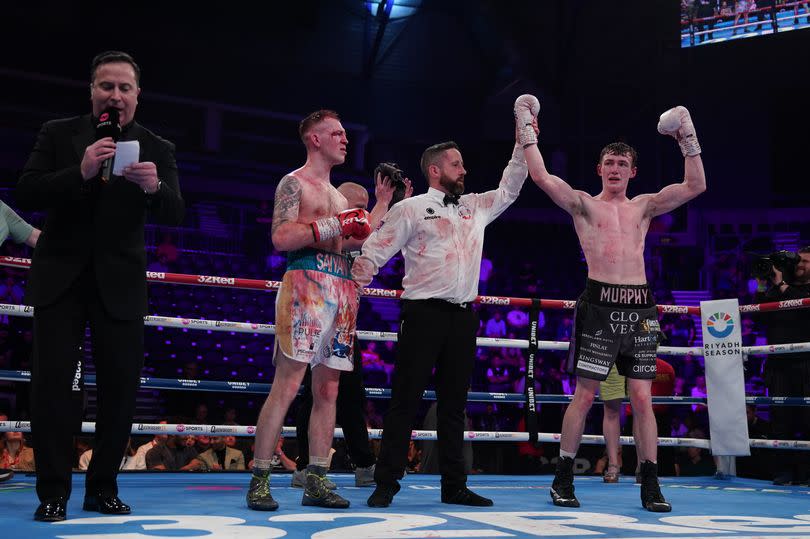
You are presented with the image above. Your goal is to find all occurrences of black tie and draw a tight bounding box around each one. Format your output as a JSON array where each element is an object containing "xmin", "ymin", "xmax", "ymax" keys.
[{"xmin": 443, "ymin": 193, "xmax": 460, "ymax": 206}]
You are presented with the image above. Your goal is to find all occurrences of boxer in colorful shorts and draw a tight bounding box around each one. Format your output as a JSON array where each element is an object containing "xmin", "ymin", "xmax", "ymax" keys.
[{"xmin": 246, "ymin": 110, "xmax": 372, "ymax": 511}]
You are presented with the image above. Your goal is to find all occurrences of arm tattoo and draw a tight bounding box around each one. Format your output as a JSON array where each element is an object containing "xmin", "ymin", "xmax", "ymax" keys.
[{"xmin": 271, "ymin": 175, "xmax": 302, "ymax": 234}]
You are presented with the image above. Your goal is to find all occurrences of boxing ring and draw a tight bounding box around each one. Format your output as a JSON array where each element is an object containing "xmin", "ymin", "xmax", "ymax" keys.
[
  {"xmin": 2, "ymin": 255, "xmax": 810, "ymax": 538},
  {"xmin": 681, "ymin": 2, "xmax": 810, "ymax": 47}
]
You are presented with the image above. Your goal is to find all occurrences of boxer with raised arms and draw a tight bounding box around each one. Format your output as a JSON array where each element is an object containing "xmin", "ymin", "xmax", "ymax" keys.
[{"xmin": 516, "ymin": 101, "xmax": 706, "ymax": 512}]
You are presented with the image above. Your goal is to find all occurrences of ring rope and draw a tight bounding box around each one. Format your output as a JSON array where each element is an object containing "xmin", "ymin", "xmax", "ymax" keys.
[
  {"xmin": 1, "ymin": 369, "xmax": 809, "ymax": 406},
  {"xmin": 5, "ymin": 302, "xmax": 810, "ymax": 356},
  {"xmin": 2, "ymin": 421, "xmax": 808, "ymax": 450},
  {"xmin": 0, "ymin": 303, "xmax": 705, "ymax": 355},
  {"xmin": 4, "ymin": 256, "xmax": 807, "ymax": 314}
]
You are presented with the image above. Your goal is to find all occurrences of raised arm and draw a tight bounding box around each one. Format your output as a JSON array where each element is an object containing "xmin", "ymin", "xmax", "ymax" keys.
[
  {"xmin": 516, "ymin": 95, "xmax": 586, "ymax": 216},
  {"xmin": 645, "ymin": 106, "xmax": 706, "ymax": 217},
  {"xmin": 472, "ymin": 143, "xmax": 529, "ymax": 224},
  {"xmin": 368, "ymin": 172, "xmax": 412, "ymax": 231}
]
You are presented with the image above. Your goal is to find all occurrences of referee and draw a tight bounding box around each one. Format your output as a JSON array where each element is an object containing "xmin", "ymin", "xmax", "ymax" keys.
[{"xmin": 352, "ymin": 97, "xmax": 536, "ymax": 508}]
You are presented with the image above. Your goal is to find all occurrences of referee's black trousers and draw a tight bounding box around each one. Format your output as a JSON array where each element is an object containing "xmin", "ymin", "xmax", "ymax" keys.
[{"xmin": 374, "ymin": 299, "xmax": 478, "ymax": 492}]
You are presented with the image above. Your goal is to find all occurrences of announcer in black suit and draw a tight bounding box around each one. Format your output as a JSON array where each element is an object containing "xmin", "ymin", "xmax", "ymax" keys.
[{"xmin": 16, "ymin": 51, "xmax": 184, "ymax": 521}]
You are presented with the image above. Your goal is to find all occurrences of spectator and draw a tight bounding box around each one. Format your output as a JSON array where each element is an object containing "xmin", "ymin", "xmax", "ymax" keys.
[
  {"xmin": 270, "ymin": 437, "xmax": 296, "ymax": 472},
  {"xmin": 0, "ymin": 412, "xmax": 10, "ymax": 482},
  {"xmin": 690, "ymin": 375, "xmax": 707, "ymax": 402},
  {"xmin": 192, "ymin": 403, "xmax": 209, "ymax": 425},
  {"xmin": 79, "ymin": 438, "xmax": 141, "ymax": 471},
  {"xmin": 506, "ymin": 308, "xmax": 535, "ymax": 333},
  {"xmin": 406, "ymin": 440, "xmax": 421, "ymax": 473},
  {"xmin": 740, "ymin": 317, "xmax": 758, "ymax": 346},
  {"xmin": 223, "ymin": 407, "xmax": 240, "ymax": 425},
  {"xmin": 669, "ymin": 314, "xmax": 696, "ymax": 347},
  {"xmin": 265, "ymin": 247, "xmax": 286, "ymax": 277},
  {"xmin": 0, "ymin": 411, "xmax": 7, "ymax": 446},
  {"xmin": 361, "ymin": 341, "xmax": 385, "ymax": 371},
  {"xmin": 0, "ymin": 275, "xmax": 25, "ymax": 306},
  {"xmin": 675, "ymin": 446, "xmax": 716, "ymax": 476},
  {"xmin": 194, "ymin": 435, "xmax": 212, "ymax": 454},
  {"xmin": 736, "ymin": 404, "xmax": 772, "ymax": 479},
  {"xmin": 484, "ymin": 310, "xmax": 507, "ymax": 338},
  {"xmin": 133, "ymin": 421, "xmax": 168, "ymax": 468},
  {"xmin": 147, "ymin": 253, "xmax": 170, "ymax": 273},
  {"xmin": 146, "ymin": 435, "xmax": 203, "ymax": 471},
  {"xmin": 501, "ymin": 332, "xmax": 525, "ymax": 370},
  {"xmin": 485, "ymin": 353, "xmax": 513, "ymax": 393},
  {"xmin": 515, "ymin": 416, "xmax": 545, "ymax": 474},
  {"xmin": 555, "ymin": 315, "xmax": 574, "ymax": 342},
  {"xmin": 754, "ymin": 247, "xmax": 810, "ymax": 485},
  {"xmin": 155, "ymin": 232, "xmax": 179, "ymax": 264},
  {"xmin": 420, "ymin": 401, "xmax": 473, "ymax": 475},
  {"xmin": 1, "ymin": 431, "xmax": 35, "ymax": 471},
  {"xmin": 364, "ymin": 400, "xmax": 384, "ymax": 430},
  {"xmin": 475, "ymin": 403, "xmax": 502, "ymax": 432},
  {"xmin": 198, "ymin": 436, "xmax": 246, "ymax": 471},
  {"xmin": 479, "ymin": 251, "xmax": 494, "ymax": 295}
]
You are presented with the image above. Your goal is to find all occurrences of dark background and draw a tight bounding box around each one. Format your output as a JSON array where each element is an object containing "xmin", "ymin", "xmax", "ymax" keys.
[{"xmin": 2, "ymin": 0, "xmax": 808, "ymax": 209}]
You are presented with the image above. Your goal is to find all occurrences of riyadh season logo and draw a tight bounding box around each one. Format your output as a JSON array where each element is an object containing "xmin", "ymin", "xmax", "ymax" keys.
[{"xmin": 706, "ymin": 312, "xmax": 734, "ymax": 338}]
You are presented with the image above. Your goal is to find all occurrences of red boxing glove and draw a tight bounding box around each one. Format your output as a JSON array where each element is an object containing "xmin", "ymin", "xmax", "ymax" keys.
[
  {"xmin": 338, "ymin": 208, "xmax": 372, "ymax": 240},
  {"xmin": 311, "ymin": 208, "xmax": 371, "ymax": 242}
]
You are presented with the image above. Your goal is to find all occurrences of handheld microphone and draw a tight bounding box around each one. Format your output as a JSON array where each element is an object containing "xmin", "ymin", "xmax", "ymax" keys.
[{"xmin": 95, "ymin": 108, "xmax": 121, "ymax": 182}]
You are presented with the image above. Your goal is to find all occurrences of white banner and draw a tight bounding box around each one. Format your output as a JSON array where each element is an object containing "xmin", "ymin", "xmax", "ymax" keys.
[{"xmin": 700, "ymin": 298, "xmax": 750, "ymax": 455}]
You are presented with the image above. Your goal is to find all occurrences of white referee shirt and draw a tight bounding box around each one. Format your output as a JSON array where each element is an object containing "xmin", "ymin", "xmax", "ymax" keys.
[{"xmin": 352, "ymin": 145, "xmax": 527, "ymax": 304}]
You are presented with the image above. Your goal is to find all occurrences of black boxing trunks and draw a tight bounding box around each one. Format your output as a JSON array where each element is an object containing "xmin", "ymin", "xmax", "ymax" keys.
[{"xmin": 565, "ymin": 279, "xmax": 661, "ymax": 381}]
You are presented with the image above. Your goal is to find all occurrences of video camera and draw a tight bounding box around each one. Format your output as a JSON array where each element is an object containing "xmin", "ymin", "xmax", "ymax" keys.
[
  {"xmin": 374, "ymin": 162, "xmax": 407, "ymax": 206},
  {"xmin": 750, "ymin": 250, "xmax": 800, "ymax": 281}
]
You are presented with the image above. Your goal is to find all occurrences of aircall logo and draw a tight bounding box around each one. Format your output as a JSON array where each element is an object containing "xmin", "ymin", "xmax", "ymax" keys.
[{"xmin": 707, "ymin": 312, "xmax": 734, "ymax": 338}]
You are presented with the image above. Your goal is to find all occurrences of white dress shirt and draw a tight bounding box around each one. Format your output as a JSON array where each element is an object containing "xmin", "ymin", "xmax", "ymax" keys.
[{"xmin": 352, "ymin": 145, "xmax": 527, "ymax": 303}]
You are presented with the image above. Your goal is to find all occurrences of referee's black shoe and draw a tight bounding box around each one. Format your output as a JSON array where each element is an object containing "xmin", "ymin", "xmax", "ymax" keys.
[
  {"xmin": 367, "ymin": 482, "xmax": 400, "ymax": 508},
  {"xmin": 550, "ymin": 456, "xmax": 580, "ymax": 508},
  {"xmin": 639, "ymin": 460, "xmax": 672, "ymax": 512},
  {"xmin": 441, "ymin": 486, "xmax": 493, "ymax": 506},
  {"xmin": 34, "ymin": 497, "xmax": 67, "ymax": 522}
]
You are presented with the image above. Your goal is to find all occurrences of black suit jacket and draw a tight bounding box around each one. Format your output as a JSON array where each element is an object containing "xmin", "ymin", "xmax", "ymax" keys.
[{"xmin": 16, "ymin": 114, "xmax": 185, "ymax": 320}]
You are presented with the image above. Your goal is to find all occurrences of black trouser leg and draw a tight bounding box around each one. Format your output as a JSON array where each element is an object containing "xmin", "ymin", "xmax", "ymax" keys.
[
  {"xmin": 434, "ymin": 308, "xmax": 477, "ymax": 492},
  {"xmin": 30, "ymin": 284, "xmax": 88, "ymax": 501},
  {"xmin": 374, "ymin": 301, "xmax": 445, "ymax": 485},
  {"xmin": 337, "ymin": 355, "xmax": 375, "ymax": 468},
  {"xmin": 84, "ymin": 295, "xmax": 144, "ymax": 497}
]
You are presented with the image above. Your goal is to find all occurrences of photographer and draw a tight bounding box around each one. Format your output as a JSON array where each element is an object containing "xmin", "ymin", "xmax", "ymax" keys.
[{"xmin": 754, "ymin": 247, "xmax": 810, "ymax": 485}]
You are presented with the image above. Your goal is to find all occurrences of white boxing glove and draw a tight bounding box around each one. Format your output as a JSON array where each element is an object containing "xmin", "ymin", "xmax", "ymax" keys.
[
  {"xmin": 657, "ymin": 106, "xmax": 701, "ymax": 157},
  {"xmin": 514, "ymin": 94, "xmax": 541, "ymax": 147}
]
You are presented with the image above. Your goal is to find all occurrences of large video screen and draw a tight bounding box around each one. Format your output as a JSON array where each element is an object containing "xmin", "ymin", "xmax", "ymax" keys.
[{"xmin": 681, "ymin": 1, "xmax": 810, "ymax": 48}]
